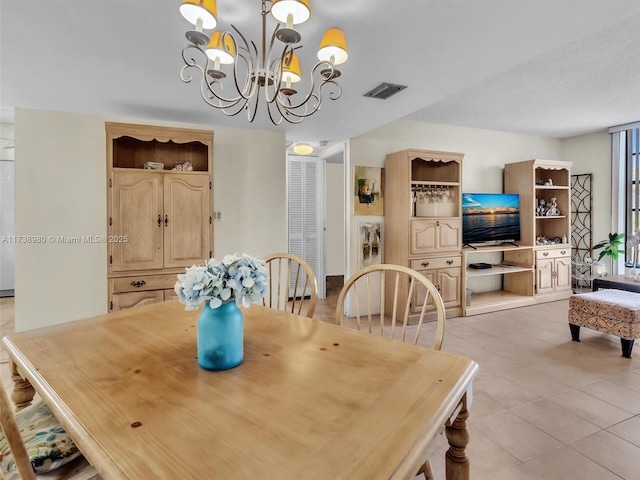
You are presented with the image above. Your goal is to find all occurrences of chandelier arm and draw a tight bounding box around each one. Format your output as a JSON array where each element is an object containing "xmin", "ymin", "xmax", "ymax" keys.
[
  {"xmin": 264, "ymin": 43, "xmax": 293, "ymax": 105},
  {"xmin": 180, "ymin": 44, "xmax": 210, "ymax": 84},
  {"xmin": 247, "ymin": 84, "xmax": 262, "ymax": 123},
  {"xmin": 228, "ymin": 26, "xmax": 261, "ymax": 101},
  {"xmin": 231, "ymin": 50, "xmax": 258, "ymax": 101},
  {"xmin": 265, "ymin": 100, "xmax": 286, "ymax": 125},
  {"xmin": 274, "ymin": 61, "xmax": 331, "ymax": 111},
  {"xmin": 180, "ymin": 40, "xmax": 251, "ymax": 108},
  {"xmin": 200, "ymin": 80, "xmax": 250, "ymax": 111},
  {"xmin": 277, "ymin": 93, "xmax": 322, "ymax": 120},
  {"xmin": 274, "ymin": 101, "xmax": 306, "ymax": 124}
]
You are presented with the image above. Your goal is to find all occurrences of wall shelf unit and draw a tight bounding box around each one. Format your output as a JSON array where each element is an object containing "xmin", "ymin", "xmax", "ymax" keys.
[{"xmin": 505, "ymin": 159, "xmax": 573, "ymax": 303}]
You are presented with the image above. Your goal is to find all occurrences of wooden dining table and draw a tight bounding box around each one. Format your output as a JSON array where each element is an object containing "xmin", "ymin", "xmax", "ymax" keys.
[{"xmin": 3, "ymin": 300, "xmax": 478, "ymax": 480}]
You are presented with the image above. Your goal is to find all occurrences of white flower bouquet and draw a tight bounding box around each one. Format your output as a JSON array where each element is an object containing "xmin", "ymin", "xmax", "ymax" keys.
[{"xmin": 175, "ymin": 253, "xmax": 268, "ymax": 310}]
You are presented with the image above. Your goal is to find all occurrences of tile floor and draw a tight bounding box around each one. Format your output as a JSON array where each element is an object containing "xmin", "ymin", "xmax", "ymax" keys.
[{"xmin": 2, "ymin": 293, "xmax": 640, "ymax": 479}]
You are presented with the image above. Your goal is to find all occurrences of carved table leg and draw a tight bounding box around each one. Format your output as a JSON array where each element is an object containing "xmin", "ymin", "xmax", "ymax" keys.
[
  {"xmin": 445, "ymin": 395, "xmax": 470, "ymax": 480},
  {"xmin": 10, "ymin": 360, "xmax": 35, "ymax": 411}
]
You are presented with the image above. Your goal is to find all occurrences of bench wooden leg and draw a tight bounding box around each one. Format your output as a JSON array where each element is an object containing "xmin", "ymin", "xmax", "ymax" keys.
[
  {"xmin": 569, "ymin": 324, "xmax": 581, "ymax": 342},
  {"xmin": 621, "ymin": 339, "xmax": 634, "ymax": 359}
]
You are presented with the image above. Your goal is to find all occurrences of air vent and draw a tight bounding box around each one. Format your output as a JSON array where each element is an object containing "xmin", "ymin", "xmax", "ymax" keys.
[{"xmin": 363, "ymin": 82, "xmax": 407, "ymax": 100}]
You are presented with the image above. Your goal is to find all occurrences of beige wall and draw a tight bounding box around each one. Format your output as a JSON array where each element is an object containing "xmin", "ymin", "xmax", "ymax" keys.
[
  {"xmin": 348, "ymin": 119, "xmax": 562, "ymax": 277},
  {"xmin": 325, "ymin": 162, "xmax": 344, "ymax": 275},
  {"xmin": 14, "ymin": 108, "xmax": 286, "ymax": 331},
  {"xmin": 560, "ymin": 130, "xmax": 611, "ymax": 258}
]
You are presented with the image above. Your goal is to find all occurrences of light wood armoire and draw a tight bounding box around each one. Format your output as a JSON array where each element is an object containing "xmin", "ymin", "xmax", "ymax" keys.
[
  {"xmin": 384, "ymin": 149, "xmax": 464, "ymax": 321},
  {"xmin": 106, "ymin": 123, "xmax": 214, "ymax": 311}
]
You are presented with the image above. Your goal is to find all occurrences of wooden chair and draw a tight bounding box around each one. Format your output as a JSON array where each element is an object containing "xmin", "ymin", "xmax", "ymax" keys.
[
  {"xmin": 335, "ymin": 264, "xmax": 445, "ymax": 349},
  {"xmin": 0, "ymin": 380, "xmax": 100, "ymax": 480},
  {"xmin": 334, "ymin": 263, "xmax": 445, "ymax": 479},
  {"xmin": 263, "ymin": 253, "xmax": 318, "ymax": 318}
]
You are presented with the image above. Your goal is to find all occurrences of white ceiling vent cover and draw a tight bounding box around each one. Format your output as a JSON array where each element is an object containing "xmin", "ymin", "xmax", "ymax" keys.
[{"xmin": 363, "ymin": 82, "xmax": 408, "ymax": 100}]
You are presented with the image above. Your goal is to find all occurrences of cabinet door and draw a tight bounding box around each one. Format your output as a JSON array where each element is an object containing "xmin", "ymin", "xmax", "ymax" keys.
[
  {"xmin": 163, "ymin": 174, "xmax": 211, "ymax": 269},
  {"xmin": 413, "ymin": 268, "xmax": 437, "ymax": 311},
  {"xmin": 536, "ymin": 257, "xmax": 555, "ymax": 294},
  {"xmin": 438, "ymin": 267, "xmax": 462, "ymax": 307},
  {"xmin": 437, "ymin": 219, "xmax": 462, "ymax": 252},
  {"xmin": 554, "ymin": 256, "xmax": 572, "ymax": 291},
  {"xmin": 112, "ymin": 290, "xmax": 164, "ymax": 311},
  {"xmin": 111, "ymin": 171, "xmax": 163, "ymax": 272},
  {"xmin": 410, "ymin": 220, "xmax": 437, "ymax": 255}
]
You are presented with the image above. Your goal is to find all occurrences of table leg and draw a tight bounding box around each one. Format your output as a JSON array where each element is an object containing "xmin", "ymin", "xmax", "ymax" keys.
[
  {"xmin": 445, "ymin": 394, "xmax": 470, "ymax": 480},
  {"xmin": 10, "ymin": 360, "xmax": 35, "ymax": 411}
]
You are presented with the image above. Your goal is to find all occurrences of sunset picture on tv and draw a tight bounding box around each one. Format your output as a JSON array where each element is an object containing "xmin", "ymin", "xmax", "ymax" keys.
[{"xmin": 462, "ymin": 193, "xmax": 520, "ymax": 245}]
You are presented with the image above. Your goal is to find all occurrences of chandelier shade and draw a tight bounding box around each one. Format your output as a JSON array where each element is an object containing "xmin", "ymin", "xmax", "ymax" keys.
[
  {"xmin": 317, "ymin": 28, "xmax": 348, "ymax": 65},
  {"xmin": 179, "ymin": 0, "xmax": 348, "ymax": 125},
  {"xmin": 282, "ymin": 54, "xmax": 302, "ymax": 84},
  {"xmin": 179, "ymin": 0, "xmax": 218, "ymax": 29},
  {"xmin": 206, "ymin": 31, "xmax": 235, "ymax": 65},
  {"xmin": 271, "ymin": 0, "xmax": 311, "ymax": 26}
]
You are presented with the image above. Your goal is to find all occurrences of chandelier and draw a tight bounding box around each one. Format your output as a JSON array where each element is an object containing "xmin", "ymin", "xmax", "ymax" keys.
[{"xmin": 178, "ymin": 0, "xmax": 349, "ymax": 125}]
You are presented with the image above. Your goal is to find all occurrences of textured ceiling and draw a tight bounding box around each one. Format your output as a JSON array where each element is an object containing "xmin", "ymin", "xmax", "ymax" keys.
[{"xmin": 1, "ymin": 1, "xmax": 639, "ymax": 144}]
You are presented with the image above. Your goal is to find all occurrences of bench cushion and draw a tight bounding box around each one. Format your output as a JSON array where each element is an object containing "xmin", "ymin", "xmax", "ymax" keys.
[
  {"xmin": 0, "ymin": 399, "xmax": 81, "ymax": 474},
  {"xmin": 569, "ymin": 289, "xmax": 640, "ymax": 340}
]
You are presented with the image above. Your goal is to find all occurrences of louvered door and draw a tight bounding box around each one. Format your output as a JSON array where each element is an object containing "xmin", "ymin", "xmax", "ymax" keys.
[{"xmin": 288, "ymin": 156, "xmax": 323, "ymax": 298}]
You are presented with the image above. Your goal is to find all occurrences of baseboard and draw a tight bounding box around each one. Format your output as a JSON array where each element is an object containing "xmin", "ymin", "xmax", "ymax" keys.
[{"xmin": 0, "ymin": 289, "xmax": 15, "ymax": 298}]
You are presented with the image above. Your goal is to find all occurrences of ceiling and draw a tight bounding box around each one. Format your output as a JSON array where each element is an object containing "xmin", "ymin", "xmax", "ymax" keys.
[{"xmin": 1, "ymin": 1, "xmax": 639, "ymax": 146}]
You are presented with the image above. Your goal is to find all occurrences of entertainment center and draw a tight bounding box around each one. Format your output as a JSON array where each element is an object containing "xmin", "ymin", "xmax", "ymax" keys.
[{"xmin": 385, "ymin": 150, "xmax": 573, "ymax": 318}]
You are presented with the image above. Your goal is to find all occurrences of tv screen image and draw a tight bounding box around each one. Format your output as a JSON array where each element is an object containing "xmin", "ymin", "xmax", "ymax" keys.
[{"xmin": 462, "ymin": 193, "xmax": 520, "ymax": 245}]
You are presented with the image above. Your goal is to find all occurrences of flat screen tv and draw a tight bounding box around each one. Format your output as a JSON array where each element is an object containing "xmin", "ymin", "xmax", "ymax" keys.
[{"xmin": 462, "ymin": 193, "xmax": 520, "ymax": 247}]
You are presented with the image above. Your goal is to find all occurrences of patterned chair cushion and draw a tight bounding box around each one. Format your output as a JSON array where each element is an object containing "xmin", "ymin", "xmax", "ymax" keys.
[{"xmin": 0, "ymin": 399, "xmax": 81, "ymax": 474}]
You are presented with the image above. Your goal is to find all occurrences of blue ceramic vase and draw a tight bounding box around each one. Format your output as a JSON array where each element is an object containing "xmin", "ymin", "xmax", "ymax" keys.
[{"xmin": 197, "ymin": 301, "xmax": 243, "ymax": 371}]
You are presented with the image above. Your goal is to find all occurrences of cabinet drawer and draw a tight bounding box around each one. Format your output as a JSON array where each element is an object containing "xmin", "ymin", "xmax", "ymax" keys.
[
  {"xmin": 411, "ymin": 256, "xmax": 461, "ymax": 270},
  {"xmin": 536, "ymin": 248, "xmax": 570, "ymax": 260},
  {"xmin": 112, "ymin": 274, "xmax": 177, "ymax": 293},
  {"xmin": 112, "ymin": 291, "xmax": 164, "ymax": 311}
]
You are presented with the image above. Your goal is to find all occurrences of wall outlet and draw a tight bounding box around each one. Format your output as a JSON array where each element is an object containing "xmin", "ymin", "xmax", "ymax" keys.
[{"xmin": 213, "ymin": 211, "xmax": 222, "ymax": 221}]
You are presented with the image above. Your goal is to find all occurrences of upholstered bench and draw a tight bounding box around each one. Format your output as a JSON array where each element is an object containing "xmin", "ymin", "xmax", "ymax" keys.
[{"xmin": 568, "ymin": 289, "xmax": 640, "ymax": 358}]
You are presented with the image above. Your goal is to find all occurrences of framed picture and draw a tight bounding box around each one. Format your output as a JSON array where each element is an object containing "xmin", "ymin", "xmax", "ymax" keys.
[
  {"xmin": 359, "ymin": 222, "xmax": 382, "ymax": 268},
  {"xmin": 354, "ymin": 166, "xmax": 384, "ymax": 216}
]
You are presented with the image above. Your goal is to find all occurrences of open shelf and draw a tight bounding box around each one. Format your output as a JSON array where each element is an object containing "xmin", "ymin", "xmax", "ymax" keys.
[
  {"xmin": 466, "ymin": 264, "xmax": 532, "ymax": 277},
  {"xmin": 462, "ymin": 244, "xmax": 535, "ymax": 316},
  {"xmin": 464, "ymin": 290, "xmax": 536, "ymax": 316}
]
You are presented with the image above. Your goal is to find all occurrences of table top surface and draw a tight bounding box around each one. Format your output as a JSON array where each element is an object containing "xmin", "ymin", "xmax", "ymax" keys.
[{"xmin": 3, "ymin": 300, "xmax": 477, "ymax": 480}]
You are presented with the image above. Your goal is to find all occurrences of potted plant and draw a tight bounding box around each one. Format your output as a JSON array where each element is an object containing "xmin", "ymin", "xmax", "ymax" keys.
[{"xmin": 593, "ymin": 232, "xmax": 625, "ymax": 275}]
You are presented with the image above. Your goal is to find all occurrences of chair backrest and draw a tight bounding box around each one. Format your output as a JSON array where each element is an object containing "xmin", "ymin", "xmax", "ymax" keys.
[
  {"xmin": 262, "ymin": 253, "xmax": 318, "ymax": 318},
  {"xmin": 335, "ymin": 264, "xmax": 445, "ymax": 349}
]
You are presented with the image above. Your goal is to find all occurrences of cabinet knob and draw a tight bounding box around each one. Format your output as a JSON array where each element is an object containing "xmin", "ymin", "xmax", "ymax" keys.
[
  {"xmin": 157, "ymin": 214, "xmax": 161, "ymax": 227},
  {"xmin": 560, "ymin": 251, "xmax": 566, "ymax": 255},
  {"xmin": 421, "ymin": 262, "xmax": 429, "ymax": 267},
  {"xmin": 165, "ymin": 215, "xmax": 169, "ymax": 227},
  {"xmin": 543, "ymin": 252, "xmax": 549, "ymax": 257},
  {"xmin": 130, "ymin": 280, "xmax": 147, "ymax": 288},
  {"xmin": 436, "ymin": 221, "xmax": 440, "ymax": 226},
  {"xmin": 446, "ymin": 260, "xmax": 454, "ymax": 265}
]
